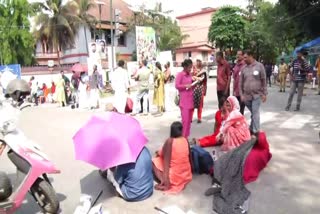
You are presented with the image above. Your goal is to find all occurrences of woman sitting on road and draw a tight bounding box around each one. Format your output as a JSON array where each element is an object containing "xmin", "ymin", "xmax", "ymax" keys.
[
  {"xmin": 191, "ymin": 96, "xmax": 227, "ymax": 147},
  {"xmin": 152, "ymin": 121, "xmax": 192, "ymax": 193},
  {"xmin": 218, "ymin": 96, "xmax": 251, "ymax": 151}
]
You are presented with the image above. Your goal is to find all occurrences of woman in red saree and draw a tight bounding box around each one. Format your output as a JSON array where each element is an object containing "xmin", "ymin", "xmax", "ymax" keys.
[
  {"xmin": 218, "ymin": 96, "xmax": 251, "ymax": 151},
  {"xmin": 192, "ymin": 96, "xmax": 227, "ymax": 147}
]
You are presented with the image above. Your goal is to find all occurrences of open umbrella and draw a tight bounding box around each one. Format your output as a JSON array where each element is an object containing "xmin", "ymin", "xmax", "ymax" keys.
[
  {"xmin": 71, "ymin": 63, "xmax": 88, "ymax": 73},
  {"xmin": 72, "ymin": 112, "xmax": 148, "ymax": 170}
]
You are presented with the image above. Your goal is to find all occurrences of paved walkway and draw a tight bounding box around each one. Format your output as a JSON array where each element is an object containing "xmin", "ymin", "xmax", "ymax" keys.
[{"xmin": 0, "ymin": 80, "xmax": 319, "ymax": 214}]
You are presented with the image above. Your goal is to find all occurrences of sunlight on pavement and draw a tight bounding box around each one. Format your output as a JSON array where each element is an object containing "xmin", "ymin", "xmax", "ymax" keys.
[{"xmin": 280, "ymin": 115, "xmax": 313, "ymax": 129}]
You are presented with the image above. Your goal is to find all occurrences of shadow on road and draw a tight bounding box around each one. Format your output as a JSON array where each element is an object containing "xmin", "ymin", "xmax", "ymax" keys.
[{"xmin": 80, "ymin": 170, "xmax": 115, "ymax": 205}]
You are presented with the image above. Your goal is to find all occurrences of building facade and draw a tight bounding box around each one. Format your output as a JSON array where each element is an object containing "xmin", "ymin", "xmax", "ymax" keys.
[
  {"xmin": 34, "ymin": 0, "xmax": 136, "ymax": 67},
  {"xmin": 175, "ymin": 8, "xmax": 216, "ymax": 64}
]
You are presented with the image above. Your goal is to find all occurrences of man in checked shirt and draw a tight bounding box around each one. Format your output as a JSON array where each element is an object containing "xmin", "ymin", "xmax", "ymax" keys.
[{"xmin": 285, "ymin": 50, "xmax": 310, "ymax": 111}]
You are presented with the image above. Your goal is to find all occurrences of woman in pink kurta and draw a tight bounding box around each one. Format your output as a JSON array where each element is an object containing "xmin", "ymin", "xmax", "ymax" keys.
[
  {"xmin": 175, "ymin": 59, "xmax": 194, "ymax": 138},
  {"xmin": 218, "ymin": 96, "xmax": 251, "ymax": 151}
]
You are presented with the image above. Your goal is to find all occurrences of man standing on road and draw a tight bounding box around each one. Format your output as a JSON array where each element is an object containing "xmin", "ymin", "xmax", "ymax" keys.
[
  {"xmin": 232, "ymin": 50, "xmax": 246, "ymax": 114},
  {"xmin": 285, "ymin": 50, "xmax": 310, "ymax": 111},
  {"xmin": 61, "ymin": 70, "xmax": 70, "ymax": 105},
  {"xmin": 278, "ymin": 58, "xmax": 288, "ymax": 92},
  {"xmin": 216, "ymin": 51, "xmax": 231, "ymax": 108},
  {"xmin": 89, "ymin": 65, "xmax": 101, "ymax": 109},
  {"xmin": 240, "ymin": 50, "xmax": 267, "ymax": 136},
  {"xmin": 132, "ymin": 60, "xmax": 151, "ymax": 116},
  {"xmin": 111, "ymin": 60, "xmax": 130, "ymax": 113}
]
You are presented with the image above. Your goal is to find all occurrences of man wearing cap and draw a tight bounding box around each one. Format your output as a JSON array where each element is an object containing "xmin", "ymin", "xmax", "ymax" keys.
[
  {"xmin": 278, "ymin": 58, "xmax": 288, "ymax": 92},
  {"xmin": 285, "ymin": 50, "xmax": 310, "ymax": 111}
]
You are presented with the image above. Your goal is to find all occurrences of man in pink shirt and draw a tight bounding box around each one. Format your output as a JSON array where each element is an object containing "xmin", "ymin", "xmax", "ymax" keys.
[
  {"xmin": 216, "ymin": 52, "xmax": 231, "ymax": 108},
  {"xmin": 232, "ymin": 50, "xmax": 246, "ymax": 114}
]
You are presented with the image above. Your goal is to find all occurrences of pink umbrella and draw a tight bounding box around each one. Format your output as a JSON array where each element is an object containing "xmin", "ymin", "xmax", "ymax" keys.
[
  {"xmin": 71, "ymin": 63, "xmax": 88, "ymax": 73},
  {"xmin": 72, "ymin": 112, "xmax": 148, "ymax": 170}
]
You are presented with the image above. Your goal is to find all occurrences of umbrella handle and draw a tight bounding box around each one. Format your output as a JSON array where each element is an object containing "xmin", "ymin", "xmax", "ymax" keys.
[
  {"xmin": 86, "ymin": 190, "xmax": 103, "ymax": 214},
  {"xmin": 154, "ymin": 206, "xmax": 170, "ymax": 214}
]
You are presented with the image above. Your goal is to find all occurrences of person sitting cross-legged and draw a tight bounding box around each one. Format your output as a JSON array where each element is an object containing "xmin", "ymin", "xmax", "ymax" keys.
[
  {"xmin": 217, "ymin": 96, "xmax": 251, "ymax": 152},
  {"xmin": 99, "ymin": 104, "xmax": 154, "ymax": 202},
  {"xmin": 152, "ymin": 121, "xmax": 192, "ymax": 193}
]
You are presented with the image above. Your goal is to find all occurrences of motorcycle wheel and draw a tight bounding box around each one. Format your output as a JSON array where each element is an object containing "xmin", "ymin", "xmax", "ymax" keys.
[{"xmin": 31, "ymin": 178, "xmax": 59, "ymax": 214}]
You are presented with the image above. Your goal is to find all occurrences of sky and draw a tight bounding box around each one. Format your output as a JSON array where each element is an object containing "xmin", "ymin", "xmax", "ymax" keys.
[{"xmin": 124, "ymin": 0, "xmax": 278, "ymax": 17}]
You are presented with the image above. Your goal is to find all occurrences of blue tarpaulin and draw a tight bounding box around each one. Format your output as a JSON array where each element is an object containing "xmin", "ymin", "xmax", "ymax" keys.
[
  {"xmin": 0, "ymin": 64, "xmax": 21, "ymax": 78},
  {"xmin": 0, "ymin": 64, "xmax": 21, "ymax": 90},
  {"xmin": 293, "ymin": 37, "xmax": 320, "ymax": 54}
]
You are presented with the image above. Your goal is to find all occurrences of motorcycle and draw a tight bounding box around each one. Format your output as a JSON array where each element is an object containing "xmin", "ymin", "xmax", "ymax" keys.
[{"xmin": 0, "ymin": 79, "xmax": 60, "ymax": 214}]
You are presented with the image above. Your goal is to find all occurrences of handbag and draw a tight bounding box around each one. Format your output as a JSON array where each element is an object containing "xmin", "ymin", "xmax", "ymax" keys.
[
  {"xmin": 125, "ymin": 97, "xmax": 133, "ymax": 113},
  {"xmin": 174, "ymin": 92, "xmax": 180, "ymax": 106}
]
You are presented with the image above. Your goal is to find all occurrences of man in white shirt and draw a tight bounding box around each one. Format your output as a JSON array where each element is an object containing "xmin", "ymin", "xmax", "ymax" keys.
[
  {"xmin": 111, "ymin": 60, "xmax": 130, "ymax": 113},
  {"xmin": 273, "ymin": 64, "xmax": 279, "ymax": 84},
  {"xmin": 30, "ymin": 77, "xmax": 39, "ymax": 106}
]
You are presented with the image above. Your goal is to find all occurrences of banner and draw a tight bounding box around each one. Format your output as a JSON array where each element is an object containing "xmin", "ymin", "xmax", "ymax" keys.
[
  {"xmin": 0, "ymin": 64, "xmax": 21, "ymax": 89},
  {"xmin": 157, "ymin": 51, "xmax": 173, "ymax": 67},
  {"xmin": 87, "ymin": 40, "xmax": 108, "ymax": 75},
  {"xmin": 135, "ymin": 26, "xmax": 157, "ymax": 62}
]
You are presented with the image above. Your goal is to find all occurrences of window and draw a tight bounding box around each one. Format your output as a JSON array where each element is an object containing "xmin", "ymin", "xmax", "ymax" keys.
[
  {"xmin": 183, "ymin": 51, "xmax": 192, "ymax": 59},
  {"xmin": 117, "ymin": 32, "xmax": 126, "ymax": 46},
  {"xmin": 105, "ymin": 29, "xmax": 111, "ymax": 45},
  {"xmin": 201, "ymin": 51, "xmax": 208, "ymax": 62}
]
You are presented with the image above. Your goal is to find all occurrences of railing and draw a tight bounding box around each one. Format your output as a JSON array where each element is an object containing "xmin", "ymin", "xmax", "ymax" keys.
[
  {"xmin": 21, "ymin": 64, "xmax": 74, "ymax": 74},
  {"xmin": 35, "ymin": 52, "xmax": 60, "ymax": 58}
]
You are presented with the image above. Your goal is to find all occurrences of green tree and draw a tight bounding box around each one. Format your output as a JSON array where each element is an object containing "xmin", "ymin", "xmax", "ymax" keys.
[
  {"xmin": 279, "ymin": 0, "xmax": 320, "ymax": 39},
  {"xmin": 208, "ymin": 6, "xmax": 246, "ymax": 51},
  {"xmin": 77, "ymin": 0, "xmax": 96, "ymax": 55},
  {"xmin": 0, "ymin": 0, "xmax": 35, "ymax": 65},
  {"xmin": 243, "ymin": 1, "xmax": 303, "ymax": 62},
  {"xmin": 128, "ymin": 3, "xmax": 188, "ymax": 52},
  {"xmin": 157, "ymin": 20, "xmax": 188, "ymax": 51},
  {"xmin": 33, "ymin": 0, "xmax": 81, "ymax": 65}
]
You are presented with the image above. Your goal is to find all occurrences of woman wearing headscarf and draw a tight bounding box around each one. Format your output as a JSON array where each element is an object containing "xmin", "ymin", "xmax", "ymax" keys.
[{"xmin": 218, "ymin": 96, "xmax": 251, "ymax": 151}]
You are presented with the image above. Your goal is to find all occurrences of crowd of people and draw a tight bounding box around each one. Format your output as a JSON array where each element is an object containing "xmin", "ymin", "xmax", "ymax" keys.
[
  {"xmin": 91, "ymin": 49, "xmax": 275, "ymax": 214},
  {"xmin": 14, "ymin": 47, "xmax": 317, "ymax": 212},
  {"xmin": 28, "ymin": 68, "xmax": 103, "ymax": 109}
]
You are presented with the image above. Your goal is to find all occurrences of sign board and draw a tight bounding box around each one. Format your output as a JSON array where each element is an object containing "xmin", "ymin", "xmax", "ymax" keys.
[{"xmin": 136, "ymin": 26, "xmax": 157, "ymax": 62}]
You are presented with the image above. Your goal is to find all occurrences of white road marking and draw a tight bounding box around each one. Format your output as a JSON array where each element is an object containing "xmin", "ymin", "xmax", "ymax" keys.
[{"xmin": 280, "ymin": 114, "xmax": 313, "ymax": 129}]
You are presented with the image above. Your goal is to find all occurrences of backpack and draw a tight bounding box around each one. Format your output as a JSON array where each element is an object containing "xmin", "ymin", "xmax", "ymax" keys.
[{"xmin": 190, "ymin": 145, "xmax": 214, "ymax": 175}]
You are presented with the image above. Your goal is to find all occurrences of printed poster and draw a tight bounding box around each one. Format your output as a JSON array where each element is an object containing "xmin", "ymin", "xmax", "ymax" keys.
[{"xmin": 135, "ymin": 26, "xmax": 157, "ymax": 62}]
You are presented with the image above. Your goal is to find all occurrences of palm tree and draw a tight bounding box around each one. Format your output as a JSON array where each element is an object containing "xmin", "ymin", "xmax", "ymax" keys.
[
  {"xmin": 33, "ymin": 0, "xmax": 81, "ymax": 65},
  {"xmin": 77, "ymin": 0, "xmax": 97, "ymax": 56}
]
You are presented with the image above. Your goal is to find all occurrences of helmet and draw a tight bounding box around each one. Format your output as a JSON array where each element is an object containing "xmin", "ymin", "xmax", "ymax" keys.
[{"xmin": 5, "ymin": 79, "xmax": 31, "ymax": 101}]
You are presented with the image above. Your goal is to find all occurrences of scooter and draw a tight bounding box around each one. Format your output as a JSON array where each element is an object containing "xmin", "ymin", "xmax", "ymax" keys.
[{"xmin": 0, "ymin": 79, "xmax": 60, "ymax": 214}]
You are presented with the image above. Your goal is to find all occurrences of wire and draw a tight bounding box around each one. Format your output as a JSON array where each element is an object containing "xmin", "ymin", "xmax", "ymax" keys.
[{"xmin": 275, "ymin": 3, "xmax": 320, "ymax": 23}]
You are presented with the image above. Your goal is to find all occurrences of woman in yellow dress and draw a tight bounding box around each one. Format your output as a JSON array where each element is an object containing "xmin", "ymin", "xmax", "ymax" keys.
[
  {"xmin": 153, "ymin": 62, "xmax": 165, "ymax": 116},
  {"xmin": 56, "ymin": 75, "xmax": 66, "ymax": 107}
]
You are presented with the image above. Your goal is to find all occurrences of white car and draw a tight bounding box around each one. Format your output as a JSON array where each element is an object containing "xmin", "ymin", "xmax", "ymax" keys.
[{"xmin": 208, "ymin": 65, "xmax": 217, "ymax": 78}]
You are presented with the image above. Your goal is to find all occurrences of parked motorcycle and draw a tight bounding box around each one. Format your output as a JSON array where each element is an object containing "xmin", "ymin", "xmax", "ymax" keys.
[{"xmin": 0, "ymin": 79, "xmax": 60, "ymax": 214}]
